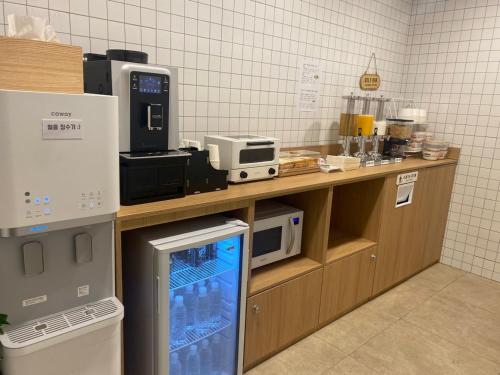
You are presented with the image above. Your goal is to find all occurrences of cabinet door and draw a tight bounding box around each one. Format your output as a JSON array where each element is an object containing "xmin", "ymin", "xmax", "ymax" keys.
[
  {"xmin": 278, "ymin": 269, "xmax": 322, "ymax": 347},
  {"xmin": 319, "ymin": 247, "xmax": 377, "ymax": 324},
  {"xmin": 373, "ymin": 170, "xmax": 429, "ymax": 294},
  {"xmin": 421, "ymin": 165, "xmax": 456, "ymax": 268},
  {"xmin": 244, "ymin": 286, "xmax": 281, "ymax": 368}
]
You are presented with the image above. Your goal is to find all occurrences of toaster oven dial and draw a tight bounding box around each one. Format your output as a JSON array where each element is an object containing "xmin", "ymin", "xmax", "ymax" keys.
[
  {"xmin": 268, "ymin": 168, "xmax": 276, "ymax": 175},
  {"xmin": 240, "ymin": 171, "xmax": 248, "ymax": 179}
]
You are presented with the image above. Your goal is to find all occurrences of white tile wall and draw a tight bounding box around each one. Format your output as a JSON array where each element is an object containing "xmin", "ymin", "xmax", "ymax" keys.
[
  {"xmin": 2, "ymin": 0, "xmax": 497, "ymax": 281},
  {"xmin": 402, "ymin": 0, "xmax": 500, "ymax": 282},
  {"xmin": 0, "ymin": 0, "xmax": 411, "ymax": 146}
]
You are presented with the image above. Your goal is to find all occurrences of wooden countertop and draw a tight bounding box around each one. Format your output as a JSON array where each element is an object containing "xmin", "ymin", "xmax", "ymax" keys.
[{"xmin": 117, "ymin": 157, "xmax": 457, "ymax": 223}]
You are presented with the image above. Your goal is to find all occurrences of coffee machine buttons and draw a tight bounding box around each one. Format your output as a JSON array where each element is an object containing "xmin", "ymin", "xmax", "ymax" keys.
[
  {"xmin": 147, "ymin": 104, "xmax": 163, "ymax": 130},
  {"xmin": 131, "ymin": 74, "xmax": 139, "ymax": 91}
]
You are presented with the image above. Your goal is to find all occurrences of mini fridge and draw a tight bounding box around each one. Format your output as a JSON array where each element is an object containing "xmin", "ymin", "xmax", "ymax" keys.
[{"xmin": 122, "ymin": 215, "xmax": 249, "ymax": 375}]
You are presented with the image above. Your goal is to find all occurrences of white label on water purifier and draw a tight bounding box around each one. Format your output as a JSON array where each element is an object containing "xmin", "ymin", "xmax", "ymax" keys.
[
  {"xmin": 78, "ymin": 285, "xmax": 90, "ymax": 297},
  {"xmin": 42, "ymin": 119, "xmax": 83, "ymax": 139},
  {"xmin": 22, "ymin": 294, "xmax": 48, "ymax": 307}
]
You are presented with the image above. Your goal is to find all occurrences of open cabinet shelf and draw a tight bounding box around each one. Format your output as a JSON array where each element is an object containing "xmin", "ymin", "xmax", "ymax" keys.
[
  {"xmin": 326, "ymin": 235, "xmax": 377, "ymax": 264},
  {"xmin": 249, "ymin": 256, "xmax": 322, "ymax": 296},
  {"xmin": 248, "ymin": 187, "xmax": 332, "ymax": 296},
  {"xmin": 328, "ymin": 178, "xmax": 384, "ymax": 264}
]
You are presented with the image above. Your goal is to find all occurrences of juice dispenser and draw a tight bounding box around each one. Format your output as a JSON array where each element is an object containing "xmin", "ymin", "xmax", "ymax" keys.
[
  {"xmin": 353, "ymin": 96, "xmax": 374, "ymax": 162},
  {"xmin": 369, "ymin": 97, "xmax": 389, "ymax": 162},
  {"xmin": 338, "ymin": 94, "xmax": 360, "ymax": 156}
]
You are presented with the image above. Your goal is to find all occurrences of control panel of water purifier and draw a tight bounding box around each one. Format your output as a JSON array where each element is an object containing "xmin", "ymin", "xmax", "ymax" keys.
[
  {"xmin": 129, "ymin": 71, "xmax": 170, "ymax": 152},
  {"xmin": 22, "ymin": 191, "xmax": 105, "ymax": 219}
]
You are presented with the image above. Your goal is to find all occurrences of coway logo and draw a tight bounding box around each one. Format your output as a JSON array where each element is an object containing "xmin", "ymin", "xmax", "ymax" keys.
[{"xmin": 50, "ymin": 112, "xmax": 72, "ymax": 117}]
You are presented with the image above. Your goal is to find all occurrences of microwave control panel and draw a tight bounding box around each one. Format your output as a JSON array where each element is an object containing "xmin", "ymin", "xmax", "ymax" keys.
[{"xmin": 129, "ymin": 71, "xmax": 170, "ymax": 152}]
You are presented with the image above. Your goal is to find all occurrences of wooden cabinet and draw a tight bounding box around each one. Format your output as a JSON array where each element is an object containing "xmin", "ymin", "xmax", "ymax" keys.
[
  {"xmin": 278, "ymin": 269, "xmax": 322, "ymax": 346},
  {"xmin": 244, "ymin": 286, "xmax": 281, "ymax": 367},
  {"xmin": 319, "ymin": 247, "xmax": 377, "ymax": 324},
  {"xmin": 373, "ymin": 165, "xmax": 456, "ymax": 294},
  {"xmin": 420, "ymin": 165, "xmax": 456, "ymax": 268},
  {"xmin": 373, "ymin": 171, "xmax": 428, "ymax": 294},
  {"xmin": 244, "ymin": 269, "xmax": 322, "ymax": 369}
]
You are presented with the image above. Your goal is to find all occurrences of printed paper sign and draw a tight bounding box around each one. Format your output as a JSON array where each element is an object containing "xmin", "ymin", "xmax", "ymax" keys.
[
  {"xmin": 396, "ymin": 182, "xmax": 414, "ymax": 208},
  {"xmin": 396, "ymin": 171, "xmax": 418, "ymax": 185},
  {"xmin": 297, "ymin": 59, "xmax": 322, "ymax": 112}
]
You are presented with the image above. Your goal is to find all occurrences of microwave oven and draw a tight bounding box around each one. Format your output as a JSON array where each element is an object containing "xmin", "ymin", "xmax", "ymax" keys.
[{"xmin": 251, "ymin": 200, "xmax": 303, "ymax": 269}]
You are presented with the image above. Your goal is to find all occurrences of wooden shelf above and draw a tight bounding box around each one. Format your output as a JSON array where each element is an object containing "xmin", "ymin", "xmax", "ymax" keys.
[
  {"xmin": 249, "ymin": 256, "xmax": 322, "ymax": 296},
  {"xmin": 326, "ymin": 235, "xmax": 377, "ymax": 264}
]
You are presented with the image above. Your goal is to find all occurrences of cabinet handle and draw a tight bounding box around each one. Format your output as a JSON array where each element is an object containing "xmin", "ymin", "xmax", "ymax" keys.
[
  {"xmin": 370, "ymin": 254, "xmax": 377, "ymax": 261},
  {"xmin": 252, "ymin": 304, "xmax": 261, "ymax": 314}
]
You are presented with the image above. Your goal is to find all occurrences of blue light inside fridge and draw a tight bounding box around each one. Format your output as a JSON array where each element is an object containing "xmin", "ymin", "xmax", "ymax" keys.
[{"xmin": 168, "ymin": 234, "xmax": 243, "ymax": 375}]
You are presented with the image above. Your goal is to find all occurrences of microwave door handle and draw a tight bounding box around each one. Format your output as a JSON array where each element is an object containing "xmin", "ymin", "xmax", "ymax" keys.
[{"xmin": 286, "ymin": 217, "xmax": 296, "ymax": 254}]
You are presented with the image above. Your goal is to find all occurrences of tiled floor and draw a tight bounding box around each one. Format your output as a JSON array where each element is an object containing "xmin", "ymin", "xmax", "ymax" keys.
[{"xmin": 246, "ymin": 264, "xmax": 500, "ymax": 375}]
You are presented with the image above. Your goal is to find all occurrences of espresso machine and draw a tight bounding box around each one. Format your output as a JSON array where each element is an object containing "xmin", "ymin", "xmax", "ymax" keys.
[{"xmin": 84, "ymin": 50, "xmax": 190, "ymax": 205}]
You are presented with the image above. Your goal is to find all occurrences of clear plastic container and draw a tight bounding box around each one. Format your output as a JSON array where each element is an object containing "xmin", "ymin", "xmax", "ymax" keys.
[
  {"xmin": 424, "ymin": 139, "xmax": 449, "ymax": 151},
  {"xmin": 423, "ymin": 139, "xmax": 449, "ymax": 160},
  {"xmin": 278, "ymin": 150, "xmax": 321, "ymax": 176},
  {"xmin": 387, "ymin": 118, "xmax": 414, "ymax": 139}
]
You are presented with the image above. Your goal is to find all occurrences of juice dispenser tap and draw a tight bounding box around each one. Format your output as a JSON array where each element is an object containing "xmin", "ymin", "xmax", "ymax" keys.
[
  {"xmin": 338, "ymin": 94, "xmax": 359, "ymax": 156},
  {"xmin": 353, "ymin": 127, "xmax": 366, "ymax": 161},
  {"xmin": 370, "ymin": 127, "xmax": 382, "ymax": 161}
]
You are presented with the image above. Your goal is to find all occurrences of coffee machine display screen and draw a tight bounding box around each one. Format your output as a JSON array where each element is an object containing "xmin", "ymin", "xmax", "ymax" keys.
[{"xmin": 139, "ymin": 75, "xmax": 162, "ymax": 94}]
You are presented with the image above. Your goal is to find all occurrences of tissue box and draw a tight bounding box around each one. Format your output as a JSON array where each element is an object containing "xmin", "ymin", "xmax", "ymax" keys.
[{"xmin": 0, "ymin": 37, "xmax": 83, "ymax": 94}]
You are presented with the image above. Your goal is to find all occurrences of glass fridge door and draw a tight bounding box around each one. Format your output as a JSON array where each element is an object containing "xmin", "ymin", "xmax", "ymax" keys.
[{"xmin": 166, "ymin": 234, "xmax": 243, "ymax": 375}]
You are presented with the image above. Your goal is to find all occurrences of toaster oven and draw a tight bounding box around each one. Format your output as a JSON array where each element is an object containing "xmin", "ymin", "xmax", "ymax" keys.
[{"xmin": 204, "ymin": 135, "xmax": 280, "ymax": 183}]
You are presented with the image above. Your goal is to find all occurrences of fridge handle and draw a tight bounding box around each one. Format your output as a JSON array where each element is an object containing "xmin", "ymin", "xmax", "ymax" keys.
[{"xmin": 155, "ymin": 276, "xmax": 160, "ymax": 314}]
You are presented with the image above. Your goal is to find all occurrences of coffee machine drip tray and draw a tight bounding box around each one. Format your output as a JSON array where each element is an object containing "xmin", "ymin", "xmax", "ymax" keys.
[{"xmin": 119, "ymin": 151, "xmax": 190, "ymax": 206}]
